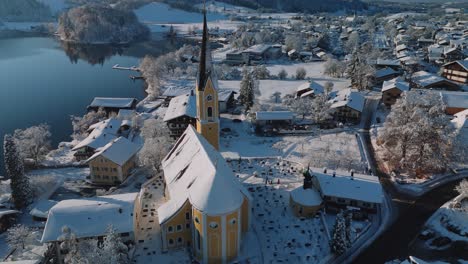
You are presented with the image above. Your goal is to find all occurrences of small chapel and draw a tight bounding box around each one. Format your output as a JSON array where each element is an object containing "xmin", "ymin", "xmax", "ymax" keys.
[{"xmin": 155, "ymin": 9, "xmax": 252, "ymax": 264}]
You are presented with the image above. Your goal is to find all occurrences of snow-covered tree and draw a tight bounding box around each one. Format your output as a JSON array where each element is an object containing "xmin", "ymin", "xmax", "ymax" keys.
[
  {"xmin": 290, "ymin": 98, "xmax": 313, "ymax": 119},
  {"xmin": 285, "ymin": 34, "xmax": 303, "ymax": 52},
  {"xmin": 3, "ymin": 135, "xmax": 32, "ymax": 209},
  {"xmin": 324, "ymin": 81, "xmax": 334, "ymax": 94},
  {"xmin": 71, "ymin": 107, "xmax": 107, "ymax": 140},
  {"xmin": 278, "ymin": 68, "xmax": 288, "ymax": 80},
  {"xmin": 99, "ymin": 226, "xmax": 129, "ymax": 264},
  {"xmin": 139, "ymin": 118, "xmax": 171, "ymax": 174},
  {"xmin": 13, "ymin": 124, "xmax": 51, "ymax": 164},
  {"xmin": 324, "ymin": 58, "xmax": 346, "ymax": 78},
  {"xmin": 455, "ymin": 179, "xmax": 468, "ymax": 196},
  {"xmin": 378, "ymin": 91, "xmax": 457, "ymax": 176},
  {"xmin": 345, "ymin": 31, "xmax": 360, "ymax": 53},
  {"xmin": 295, "ymin": 67, "xmax": 307, "ymax": 80},
  {"xmin": 239, "ymin": 67, "xmax": 259, "ymax": 110},
  {"xmin": 347, "ymin": 50, "xmax": 375, "ymax": 90},
  {"xmin": 311, "ymin": 94, "xmax": 331, "ymax": 123},
  {"xmin": 330, "ymin": 211, "xmax": 350, "ymax": 255},
  {"xmin": 271, "ymin": 92, "xmax": 282, "ymax": 103},
  {"xmin": 6, "ymin": 224, "xmax": 32, "ymax": 251},
  {"xmin": 345, "ymin": 212, "xmax": 353, "ymax": 245},
  {"xmin": 252, "ymin": 65, "xmax": 270, "ymax": 80}
]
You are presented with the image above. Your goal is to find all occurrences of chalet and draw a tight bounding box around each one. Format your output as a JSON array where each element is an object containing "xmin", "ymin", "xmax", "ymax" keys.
[
  {"xmin": 295, "ymin": 81, "xmax": 325, "ymax": 99},
  {"xmin": 86, "ymin": 137, "xmax": 140, "ymax": 185},
  {"xmin": 72, "ymin": 118, "xmax": 122, "ymax": 161},
  {"xmin": 410, "ymin": 71, "xmax": 459, "ymax": 90},
  {"xmin": 254, "ymin": 111, "xmax": 294, "ymax": 135},
  {"xmin": 218, "ymin": 90, "xmax": 236, "ymax": 113},
  {"xmin": 439, "ymin": 91, "xmax": 468, "ymax": 115},
  {"xmin": 242, "ymin": 44, "xmax": 282, "ymax": 65},
  {"xmin": 163, "ymin": 92, "xmax": 197, "ymax": 139},
  {"xmin": 328, "ymin": 89, "xmax": 365, "ymax": 124},
  {"xmin": 311, "ymin": 170, "xmax": 383, "ymax": 213},
  {"xmin": 224, "ymin": 50, "xmax": 247, "ymax": 65},
  {"xmin": 87, "ymin": 97, "xmax": 138, "ymax": 115},
  {"xmin": 382, "ymin": 77, "xmax": 410, "ymax": 107},
  {"xmin": 443, "ymin": 47, "xmax": 465, "ymax": 63},
  {"xmin": 373, "ymin": 58, "xmax": 401, "ymax": 71},
  {"xmin": 41, "ymin": 193, "xmax": 139, "ymax": 261},
  {"xmin": 442, "ymin": 60, "xmax": 468, "ymax": 85},
  {"xmin": 375, "ymin": 67, "xmax": 400, "ymax": 84}
]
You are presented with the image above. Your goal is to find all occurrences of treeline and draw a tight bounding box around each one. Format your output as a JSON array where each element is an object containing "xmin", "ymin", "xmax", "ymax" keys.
[
  {"xmin": 0, "ymin": 0, "xmax": 52, "ymax": 22},
  {"xmin": 57, "ymin": 4, "xmax": 149, "ymax": 44}
]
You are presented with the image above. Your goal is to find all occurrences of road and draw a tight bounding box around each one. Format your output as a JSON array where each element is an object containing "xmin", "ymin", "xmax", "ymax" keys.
[{"xmin": 351, "ymin": 96, "xmax": 468, "ymax": 263}]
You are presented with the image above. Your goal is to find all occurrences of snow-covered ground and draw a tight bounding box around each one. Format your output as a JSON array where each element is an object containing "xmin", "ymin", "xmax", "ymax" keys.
[{"xmin": 425, "ymin": 194, "xmax": 467, "ymax": 242}]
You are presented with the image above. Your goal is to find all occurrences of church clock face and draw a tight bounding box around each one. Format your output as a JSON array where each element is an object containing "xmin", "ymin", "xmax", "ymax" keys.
[{"xmin": 206, "ymin": 95, "xmax": 213, "ymax": 101}]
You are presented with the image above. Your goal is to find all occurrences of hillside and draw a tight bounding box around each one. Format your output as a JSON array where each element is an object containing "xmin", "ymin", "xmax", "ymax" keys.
[
  {"xmin": 57, "ymin": 4, "xmax": 150, "ymax": 44},
  {"xmin": 0, "ymin": 0, "xmax": 53, "ymax": 22}
]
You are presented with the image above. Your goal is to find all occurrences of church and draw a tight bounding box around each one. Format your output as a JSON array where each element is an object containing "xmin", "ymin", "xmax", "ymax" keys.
[{"xmin": 155, "ymin": 9, "xmax": 252, "ymax": 264}]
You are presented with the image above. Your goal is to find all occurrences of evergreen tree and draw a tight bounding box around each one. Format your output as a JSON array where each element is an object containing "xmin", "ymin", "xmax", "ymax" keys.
[
  {"xmin": 239, "ymin": 67, "xmax": 257, "ymax": 110},
  {"xmin": 345, "ymin": 212, "xmax": 353, "ymax": 245},
  {"xmin": 330, "ymin": 211, "xmax": 350, "ymax": 255},
  {"xmin": 100, "ymin": 226, "xmax": 129, "ymax": 264},
  {"xmin": 3, "ymin": 135, "xmax": 32, "ymax": 209}
]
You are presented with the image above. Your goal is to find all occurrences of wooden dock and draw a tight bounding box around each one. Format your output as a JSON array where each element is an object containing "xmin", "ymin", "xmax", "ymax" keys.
[
  {"xmin": 130, "ymin": 75, "xmax": 145, "ymax": 81},
  {"xmin": 112, "ymin": 64, "xmax": 140, "ymax": 72}
]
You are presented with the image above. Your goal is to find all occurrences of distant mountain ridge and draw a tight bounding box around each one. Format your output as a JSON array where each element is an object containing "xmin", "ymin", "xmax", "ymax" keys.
[{"xmin": 0, "ymin": 0, "xmax": 53, "ymax": 22}]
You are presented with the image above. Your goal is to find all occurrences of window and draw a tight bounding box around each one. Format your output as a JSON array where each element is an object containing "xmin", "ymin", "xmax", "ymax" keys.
[
  {"xmin": 206, "ymin": 94, "xmax": 213, "ymax": 101},
  {"xmin": 185, "ymin": 212, "xmax": 190, "ymax": 220},
  {"xmin": 207, "ymin": 107, "xmax": 213, "ymax": 118},
  {"xmin": 168, "ymin": 226, "xmax": 174, "ymax": 233},
  {"xmin": 169, "ymin": 238, "xmax": 174, "ymax": 245},
  {"xmin": 196, "ymin": 230, "xmax": 201, "ymax": 251},
  {"xmin": 186, "ymin": 223, "xmax": 190, "ymax": 229},
  {"xmin": 195, "ymin": 217, "xmax": 200, "ymax": 224},
  {"xmin": 176, "ymin": 225, "xmax": 182, "ymax": 231},
  {"xmin": 230, "ymin": 218, "xmax": 237, "ymax": 225},
  {"xmin": 177, "ymin": 237, "xmax": 183, "ymax": 244},
  {"xmin": 112, "ymin": 168, "xmax": 117, "ymax": 172},
  {"xmin": 209, "ymin": 222, "xmax": 218, "ymax": 229}
]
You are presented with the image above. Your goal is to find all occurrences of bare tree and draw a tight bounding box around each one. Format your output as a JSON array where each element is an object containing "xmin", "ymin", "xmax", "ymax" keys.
[{"xmin": 295, "ymin": 67, "xmax": 307, "ymax": 80}]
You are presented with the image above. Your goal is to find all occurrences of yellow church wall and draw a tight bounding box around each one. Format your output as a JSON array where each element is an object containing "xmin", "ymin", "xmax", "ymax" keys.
[
  {"xmin": 241, "ymin": 197, "xmax": 249, "ymax": 233},
  {"xmin": 206, "ymin": 214, "xmax": 222, "ymax": 264},
  {"xmin": 192, "ymin": 208, "xmax": 204, "ymax": 262},
  {"xmin": 162, "ymin": 201, "xmax": 193, "ymax": 249},
  {"xmin": 196, "ymin": 121, "xmax": 219, "ymax": 150},
  {"xmin": 225, "ymin": 210, "xmax": 239, "ymax": 261}
]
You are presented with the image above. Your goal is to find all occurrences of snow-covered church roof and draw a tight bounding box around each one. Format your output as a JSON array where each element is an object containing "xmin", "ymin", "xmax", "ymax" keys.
[
  {"xmin": 41, "ymin": 193, "xmax": 138, "ymax": 242},
  {"xmin": 158, "ymin": 126, "xmax": 252, "ymax": 224}
]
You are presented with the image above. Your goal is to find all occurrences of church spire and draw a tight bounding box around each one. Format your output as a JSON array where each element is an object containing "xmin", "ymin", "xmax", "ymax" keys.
[{"xmin": 198, "ymin": 2, "xmax": 209, "ymax": 90}]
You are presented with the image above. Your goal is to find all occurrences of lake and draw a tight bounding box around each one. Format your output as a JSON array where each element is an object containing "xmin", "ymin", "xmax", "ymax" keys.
[{"xmin": 0, "ymin": 35, "xmax": 185, "ymax": 175}]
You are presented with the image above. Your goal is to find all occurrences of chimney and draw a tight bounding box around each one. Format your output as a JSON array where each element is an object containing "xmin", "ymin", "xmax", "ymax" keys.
[{"xmin": 323, "ymin": 167, "xmax": 327, "ymax": 174}]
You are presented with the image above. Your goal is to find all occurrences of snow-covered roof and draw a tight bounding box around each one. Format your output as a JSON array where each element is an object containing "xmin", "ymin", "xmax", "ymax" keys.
[
  {"xmin": 86, "ymin": 137, "xmax": 141, "ymax": 166},
  {"xmin": 158, "ymin": 126, "xmax": 252, "ymax": 224},
  {"xmin": 89, "ymin": 97, "xmax": 137, "ymax": 108},
  {"xmin": 290, "ymin": 187, "xmax": 322, "ymax": 207},
  {"xmin": 89, "ymin": 97, "xmax": 138, "ymax": 108},
  {"xmin": 163, "ymin": 92, "xmax": 197, "ymax": 122},
  {"xmin": 218, "ymin": 89, "xmax": 236, "ymax": 102},
  {"xmin": 72, "ymin": 118, "xmax": 121, "ymax": 151},
  {"xmin": 255, "ymin": 111, "xmax": 294, "ymax": 121},
  {"xmin": 439, "ymin": 91, "xmax": 468, "ymax": 109},
  {"xmin": 313, "ymin": 172, "xmax": 383, "ymax": 204},
  {"xmin": 0, "ymin": 209, "xmax": 19, "ymax": 218},
  {"xmin": 30, "ymin": 200, "xmax": 57, "ymax": 219},
  {"xmin": 296, "ymin": 81, "xmax": 325, "ymax": 94},
  {"xmin": 375, "ymin": 67, "xmax": 399, "ymax": 79},
  {"xmin": 443, "ymin": 60, "xmax": 468, "ymax": 71},
  {"xmin": 382, "ymin": 77, "xmax": 410, "ymax": 92},
  {"xmin": 41, "ymin": 193, "xmax": 138, "ymax": 242},
  {"xmin": 243, "ymin": 44, "xmax": 271, "ymax": 54},
  {"xmin": 117, "ymin": 109, "xmax": 136, "ymax": 119},
  {"xmin": 329, "ymin": 89, "xmax": 365, "ymax": 112},
  {"xmin": 376, "ymin": 58, "xmax": 400, "ymax": 67},
  {"xmin": 411, "ymin": 71, "xmax": 448, "ymax": 88}
]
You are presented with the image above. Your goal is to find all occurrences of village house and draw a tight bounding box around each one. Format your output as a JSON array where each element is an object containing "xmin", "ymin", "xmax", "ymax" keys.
[
  {"xmin": 163, "ymin": 91, "xmax": 197, "ymax": 139},
  {"xmin": 254, "ymin": 111, "xmax": 295, "ymax": 135},
  {"xmin": 410, "ymin": 71, "xmax": 459, "ymax": 90},
  {"xmin": 328, "ymin": 89, "xmax": 365, "ymax": 124},
  {"xmin": 218, "ymin": 90, "xmax": 237, "ymax": 113},
  {"xmin": 442, "ymin": 60, "xmax": 468, "ymax": 85},
  {"xmin": 41, "ymin": 193, "xmax": 139, "ymax": 262},
  {"xmin": 439, "ymin": 91, "xmax": 468, "ymax": 115},
  {"xmin": 86, "ymin": 137, "xmax": 140, "ymax": 185},
  {"xmin": 72, "ymin": 118, "xmax": 122, "ymax": 160},
  {"xmin": 87, "ymin": 97, "xmax": 138, "ymax": 115},
  {"xmin": 311, "ymin": 169, "xmax": 383, "ymax": 214},
  {"xmin": 382, "ymin": 77, "xmax": 410, "ymax": 107},
  {"xmin": 375, "ymin": 67, "xmax": 400, "ymax": 84},
  {"xmin": 295, "ymin": 81, "xmax": 325, "ymax": 99},
  {"xmin": 443, "ymin": 47, "xmax": 465, "ymax": 63}
]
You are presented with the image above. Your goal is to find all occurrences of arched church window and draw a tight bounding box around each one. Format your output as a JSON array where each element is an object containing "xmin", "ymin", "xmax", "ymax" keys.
[
  {"xmin": 230, "ymin": 218, "xmax": 237, "ymax": 225},
  {"xmin": 209, "ymin": 222, "xmax": 218, "ymax": 229},
  {"xmin": 207, "ymin": 107, "xmax": 213, "ymax": 117}
]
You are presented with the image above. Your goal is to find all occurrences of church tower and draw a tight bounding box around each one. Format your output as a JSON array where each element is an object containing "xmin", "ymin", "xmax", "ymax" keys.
[{"xmin": 196, "ymin": 7, "xmax": 220, "ymax": 150}]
